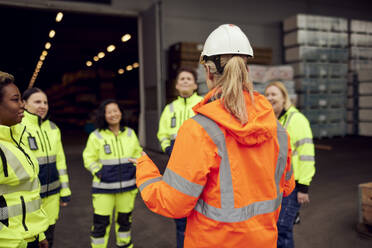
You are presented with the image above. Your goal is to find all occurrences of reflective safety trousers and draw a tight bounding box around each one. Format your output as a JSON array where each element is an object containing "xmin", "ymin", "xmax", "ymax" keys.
[
  {"xmin": 83, "ymin": 127, "xmax": 142, "ymax": 194},
  {"xmin": 157, "ymin": 93, "xmax": 203, "ymax": 152},
  {"xmin": 137, "ymin": 90, "xmax": 295, "ymax": 248},
  {"xmin": 0, "ymin": 124, "xmax": 49, "ymax": 248},
  {"xmin": 279, "ymin": 106, "xmax": 315, "ymax": 186},
  {"xmin": 21, "ymin": 111, "xmax": 71, "ymax": 202}
]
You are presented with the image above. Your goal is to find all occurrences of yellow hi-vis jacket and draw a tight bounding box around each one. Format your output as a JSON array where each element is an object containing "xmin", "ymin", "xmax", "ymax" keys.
[
  {"xmin": 21, "ymin": 110, "xmax": 71, "ymax": 201},
  {"xmin": 0, "ymin": 124, "xmax": 49, "ymax": 248},
  {"xmin": 83, "ymin": 127, "xmax": 142, "ymax": 194},
  {"xmin": 279, "ymin": 106, "xmax": 316, "ymax": 192},
  {"xmin": 157, "ymin": 93, "xmax": 203, "ymax": 152}
]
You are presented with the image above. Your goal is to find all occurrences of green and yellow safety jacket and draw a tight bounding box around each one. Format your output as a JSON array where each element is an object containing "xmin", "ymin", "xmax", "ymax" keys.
[
  {"xmin": 0, "ymin": 124, "xmax": 49, "ymax": 248},
  {"xmin": 279, "ymin": 106, "xmax": 316, "ymax": 193},
  {"xmin": 21, "ymin": 111, "xmax": 71, "ymax": 202},
  {"xmin": 83, "ymin": 127, "xmax": 142, "ymax": 194},
  {"xmin": 157, "ymin": 92, "xmax": 203, "ymax": 152}
]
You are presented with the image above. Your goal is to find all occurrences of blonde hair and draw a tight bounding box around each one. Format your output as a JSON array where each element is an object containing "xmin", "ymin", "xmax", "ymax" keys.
[
  {"xmin": 205, "ymin": 55, "xmax": 253, "ymax": 124},
  {"xmin": 265, "ymin": 81, "xmax": 292, "ymax": 110}
]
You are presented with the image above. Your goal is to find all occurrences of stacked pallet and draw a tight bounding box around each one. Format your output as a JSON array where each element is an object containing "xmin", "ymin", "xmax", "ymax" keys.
[
  {"xmin": 284, "ymin": 14, "xmax": 349, "ymax": 138},
  {"xmin": 348, "ymin": 20, "xmax": 372, "ymax": 136}
]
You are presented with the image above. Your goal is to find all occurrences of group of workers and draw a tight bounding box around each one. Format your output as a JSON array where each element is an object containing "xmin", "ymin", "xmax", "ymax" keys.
[{"xmin": 0, "ymin": 23, "xmax": 315, "ymax": 248}]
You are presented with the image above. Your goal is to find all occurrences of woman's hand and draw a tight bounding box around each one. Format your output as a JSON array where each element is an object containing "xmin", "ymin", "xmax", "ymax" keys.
[
  {"xmin": 60, "ymin": 201, "xmax": 68, "ymax": 207},
  {"xmin": 128, "ymin": 151, "xmax": 147, "ymax": 164},
  {"xmin": 38, "ymin": 239, "xmax": 48, "ymax": 248},
  {"xmin": 297, "ymin": 192, "xmax": 310, "ymax": 204}
]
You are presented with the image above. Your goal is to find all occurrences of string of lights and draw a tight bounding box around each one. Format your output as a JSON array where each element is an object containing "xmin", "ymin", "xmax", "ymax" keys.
[{"xmin": 28, "ymin": 12, "xmax": 63, "ymax": 88}]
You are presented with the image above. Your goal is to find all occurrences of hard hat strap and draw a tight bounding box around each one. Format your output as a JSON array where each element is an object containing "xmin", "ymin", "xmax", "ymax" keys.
[{"xmin": 203, "ymin": 55, "xmax": 224, "ymax": 74}]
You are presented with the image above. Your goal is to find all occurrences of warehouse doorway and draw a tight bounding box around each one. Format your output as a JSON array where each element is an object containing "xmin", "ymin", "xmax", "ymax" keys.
[{"xmin": 0, "ymin": 2, "xmax": 163, "ymax": 149}]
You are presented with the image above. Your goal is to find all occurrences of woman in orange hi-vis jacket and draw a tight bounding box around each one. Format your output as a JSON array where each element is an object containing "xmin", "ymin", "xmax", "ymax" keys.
[{"xmin": 131, "ymin": 24, "xmax": 295, "ymax": 248}]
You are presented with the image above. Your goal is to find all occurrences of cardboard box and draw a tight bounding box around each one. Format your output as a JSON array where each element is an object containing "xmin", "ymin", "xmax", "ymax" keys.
[{"xmin": 359, "ymin": 182, "xmax": 372, "ymax": 224}]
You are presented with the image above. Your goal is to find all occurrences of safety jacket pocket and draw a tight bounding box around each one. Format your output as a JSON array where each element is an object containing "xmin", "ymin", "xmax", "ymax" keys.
[{"xmin": 0, "ymin": 195, "xmax": 8, "ymax": 227}]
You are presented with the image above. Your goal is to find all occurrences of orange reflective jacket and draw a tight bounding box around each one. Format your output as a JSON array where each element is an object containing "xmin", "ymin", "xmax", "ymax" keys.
[{"xmin": 136, "ymin": 90, "xmax": 294, "ymax": 248}]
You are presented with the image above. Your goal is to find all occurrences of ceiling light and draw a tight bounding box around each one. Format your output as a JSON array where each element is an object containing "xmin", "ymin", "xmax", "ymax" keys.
[
  {"xmin": 133, "ymin": 62, "xmax": 139, "ymax": 68},
  {"xmin": 40, "ymin": 55, "xmax": 45, "ymax": 61},
  {"xmin": 86, "ymin": 61, "xmax": 93, "ymax": 67},
  {"xmin": 121, "ymin": 34, "xmax": 131, "ymax": 42},
  {"xmin": 56, "ymin": 12, "xmax": 63, "ymax": 22},
  {"xmin": 126, "ymin": 65, "xmax": 133, "ymax": 71},
  {"xmin": 42, "ymin": 50, "xmax": 48, "ymax": 56},
  {"xmin": 118, "ymin": 68, "xmax": 124, "ymax": 74},
  {"xmin": 45, "ymin": 42, "xmax": 51, "ymax": 50},
  {"xmin": 98, "ymin": 52, "xmax": 105, "ymax": 59},
  {"xmin": 49, "ymin": 30, "xmax": 56, "ymax": 38},
  {"xmin": 93, "ymin": 56, "xmax": 99, "ymax": 61},
  {"xmin": 107, "ymin": 45, "xmax": 116, "ymax": 53}
]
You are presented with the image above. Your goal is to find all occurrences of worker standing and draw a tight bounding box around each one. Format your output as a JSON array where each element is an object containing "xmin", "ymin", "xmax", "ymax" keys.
[
  {"xmin": 0, "ymin": 71, "xmax": 49, "ymax": 248},
  {"xmin": 131, "ymin": 24, "xmax": 295, "ymax": 248},
  {"xmin": 157, "ymin": 67, "xmax": 203, "ymax": 248},
  {"xmin": 22, "ymin": 88, "xmax": 71, "ymax": 248},
  {"xmin": 83, "ymin": 99, "xmax": 142, "ymax": 248},
  {"xmin": 265, "ymin": 81, "xmax": 316, "ymax": 248}
]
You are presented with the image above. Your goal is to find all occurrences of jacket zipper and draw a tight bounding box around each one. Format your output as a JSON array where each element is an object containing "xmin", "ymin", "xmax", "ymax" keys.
[
  {"xmin": 20, "ymin": 196, "xmax": 28, "ymax": 231},
  {"xmin": 39, "ymin": 127, "xmax": 50, "ymax": 197},
  {"xmin": 116, "ymin": 136, "xmax": 122, "ymax": 191}
]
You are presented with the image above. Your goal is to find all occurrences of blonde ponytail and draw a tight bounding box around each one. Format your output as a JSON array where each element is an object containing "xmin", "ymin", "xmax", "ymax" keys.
[{"xmin": 205, "ymin": 55, "xmax": 253, "ymax": 124}]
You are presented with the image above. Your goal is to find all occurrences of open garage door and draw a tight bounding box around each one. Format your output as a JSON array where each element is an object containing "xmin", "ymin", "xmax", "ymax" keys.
[{"xmin": 138, "ymin": 1, "xmax": 164, "ymax": 150}]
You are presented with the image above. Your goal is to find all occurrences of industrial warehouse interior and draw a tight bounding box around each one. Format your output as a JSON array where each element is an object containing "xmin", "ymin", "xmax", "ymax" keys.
[{"xmin": 0, "ymin": 0, "xmax": 371, "ymax": 247}]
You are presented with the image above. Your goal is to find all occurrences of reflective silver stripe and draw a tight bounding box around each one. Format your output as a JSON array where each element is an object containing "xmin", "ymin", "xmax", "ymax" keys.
[
  {"xmin": 191, "ymin": 115, "xmax": 289, "ymax": 223},
  {"xmin": 40, "ymin": 180, "xmax": 61, "ymax": 194},
  {"xmin": 92, "ymin": 179, "xmax": 136, "ymax": 189},
  {"xmin": 91, "ymin": 237, "xmax": 105, "ymax": 245},
  {"xmin": 160, "ymin": 138, "xmax": 169, "ymax": 144},
  {"xmin": 170, "ymin": 134, "xmax": 177, "ymax": 140},
  {"xmin": 37, "ymin": 155, "xmax": 57, "ymax": 166},
  {"xmin": 139, "ymin": 177, "xmax": 162, "ymax": 192},
  {"xmin": 93, "ymin": 130, "xmax": 103, "ymax": 139},
  {"xmin": 100, "ymin": 158, "xmax": 131, "ymax": 166},
  {"xmin": 89, "ymin": 162, "xmax": 100, "ymax": 172},
  {"xmin": 117, "ymin": 231, "xmax": 131, "ymax": 239},
  {"xmin": 283, "ymin": 111, "xmax": 296, "ymax": 129},
  {"xmin": 163, "ymin": 168, "xmax": 203, "ymax": 198},
  {"xmin": 192, "ymin": 115, "xmax": 234, "ymax": 208},
  {"xmin": 61, "ymin": 182, "xmax": 69, "ymax": 189},
  {"xmin": 0, "ymin": 144, "xmax": 30, "ymax": 182},
  {"xmin": 169, "ymin": 103, "xmax": 174, "ymax": 113},
  {"xmin": 0, "ymin": 180, "xmax": 39, "ymax": 195},
  {"xmin": 127, "ymin": 128, "xmax": 132, "ymax": 137},
  {"xmin": 299, "ymin": 155, "xmax": 315, "ymax": 162},
  {"xmin": 294, "ymin": 138, "xmax": 313, "ymax": 148},
  {"xmin": 0, "ymin": 198, "xmax": 41, "ymax": 220},
  {"xmin": 49, "ymin": 121, "xmax": 57, "ymax": 130},
  {"xmin": 58, "ymin": 169, "xmax": 67, "ymax": 176}
]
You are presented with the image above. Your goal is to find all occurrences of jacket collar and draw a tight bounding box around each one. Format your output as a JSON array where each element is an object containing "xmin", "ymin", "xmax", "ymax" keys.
[
  {"xmin": 0, "ymin": 124, "xmax": 26, "ymax": 145},
  {"xmin": 177, "ymin": 92, "xmax": 199, "ymax": 104},
  {"xmin": 23, "ymin": 110, "xmax": 44, "ymax": 126}
]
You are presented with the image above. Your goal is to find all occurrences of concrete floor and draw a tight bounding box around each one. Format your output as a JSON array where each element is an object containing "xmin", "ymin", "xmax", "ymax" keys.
[{"xmin": 53, "ymin": 133, "xmax": 372, "ymax": 248}]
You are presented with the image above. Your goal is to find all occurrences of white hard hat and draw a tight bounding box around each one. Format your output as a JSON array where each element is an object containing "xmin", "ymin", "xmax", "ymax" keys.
[{"xmin": 201, "ymin": 24, "xmax": 254, "ymax": 59}]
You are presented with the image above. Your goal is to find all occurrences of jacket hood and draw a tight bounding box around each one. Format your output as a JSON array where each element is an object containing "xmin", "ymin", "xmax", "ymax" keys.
[{"xmin": 193, "ymin": 89, "xmax": 277, "ymax": 146}]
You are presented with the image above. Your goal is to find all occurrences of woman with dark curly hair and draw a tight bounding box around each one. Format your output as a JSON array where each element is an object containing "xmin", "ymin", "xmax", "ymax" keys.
[
  {"xmin": 0, "ymin": 71, "xmax": 49, "ymax": 248},
  {"xmin": 83, "ymin": 99, "xmax": 142, "ymax": 248}
]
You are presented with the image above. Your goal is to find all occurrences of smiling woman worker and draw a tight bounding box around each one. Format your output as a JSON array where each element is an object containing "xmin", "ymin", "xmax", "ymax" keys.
[
  {"xmin": 157, "ymin": 67, "xmax": 203, "ymax": 248},
  {"xmin": 21, "ymin": 87, "xmax": 71, "ymax": 248},
  {"xmin": 83, "ymin": 99, "xmax": 142, "ymax": 248},
  {"xmin": 0, "ymin": 71, "xmax": 49, "ymax": 248},
  {"xmin": 265, "ymin": 81, "xmax": 315, "ymax": 248},
  {"xmin": 133, "ymin": 24, "xmax": 295, "ymax": 248}
]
